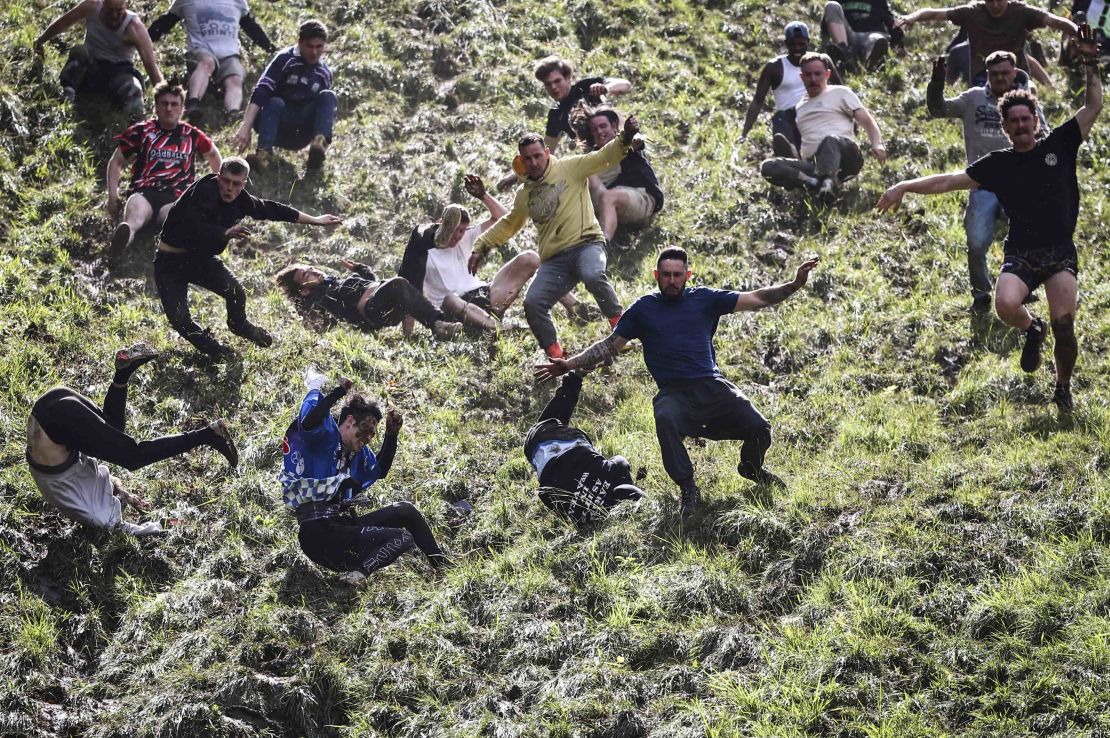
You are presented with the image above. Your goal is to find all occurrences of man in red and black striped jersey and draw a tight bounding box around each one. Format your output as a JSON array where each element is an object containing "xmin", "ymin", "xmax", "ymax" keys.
[{"xmin": 107, "ymin": 81, "xmax": 221, "ymax": 256}]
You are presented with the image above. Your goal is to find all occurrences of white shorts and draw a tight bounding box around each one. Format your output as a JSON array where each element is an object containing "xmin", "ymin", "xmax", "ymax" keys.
[{"xmin": 609, "ymin": 186, "xmax": 657, "ymax": 226}]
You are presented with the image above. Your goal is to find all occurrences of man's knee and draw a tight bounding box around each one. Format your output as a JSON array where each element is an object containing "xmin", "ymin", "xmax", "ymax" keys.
[
  {"xmin": 515, "ymin": 250, "xmax": 541, "ymax": 273},
  {"xmin": 317, "ymin": 90, "xmax": 338, "ymax": 105},
  {"xmin": 1051, "ymin": 314, "xmax": 1076, "ymax": 337},
  {"xmin": 823, "ymin": 1, "xmax": 845, "ymax": 20},
  {"xmin": 194, "ymin": 56, "xmax": 216, "ymax": 75}
]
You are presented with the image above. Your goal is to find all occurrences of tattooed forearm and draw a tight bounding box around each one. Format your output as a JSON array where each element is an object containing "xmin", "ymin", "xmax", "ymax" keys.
[
  {"xmin": 750, "ymin": 280, "xmax": 801, "ymax": 308},
  {"xmin": 573, "ymin": 334, "xmax": 621, "ymax": 371}
]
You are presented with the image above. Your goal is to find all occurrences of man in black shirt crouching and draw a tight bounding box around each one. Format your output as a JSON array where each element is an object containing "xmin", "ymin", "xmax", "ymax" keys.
[
  {"xmin": 156, "ymin": 156, "xmax": 342, "ymax": 357},
  {"xmin": 877, "ymin": 25, "xmax": 1103, "ymax": 411},
  {"xmin": 524, "ymin": 371, "xmax": 645, "ymax": 525}
]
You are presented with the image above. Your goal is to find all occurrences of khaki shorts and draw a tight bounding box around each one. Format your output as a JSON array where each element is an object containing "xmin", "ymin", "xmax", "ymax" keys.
[
  {"xmin": 187, "ymin": 49, "xmax": 245, "ymax": 82},
  {"xmin": 610, "ymin": 186, "xmax": 657, "ymax": 226}
]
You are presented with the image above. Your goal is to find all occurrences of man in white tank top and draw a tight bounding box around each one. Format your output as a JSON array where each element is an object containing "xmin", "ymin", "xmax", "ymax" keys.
[
  {"xmin": 741, "ymin": 23, "xmax": 842, "ymax": 154},
  {"xmin": 34, "ymin": 0, "xmax": 163, "ymax": 119}
]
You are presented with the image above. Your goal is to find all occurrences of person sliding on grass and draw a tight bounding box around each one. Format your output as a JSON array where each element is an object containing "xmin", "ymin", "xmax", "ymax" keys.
[
  {"xmin": 155, "ymin": 156, "xmax": 342, "ymax": 357},
  {"xmin": 536, "ymin": 248, "xmax": 820, "ymax": 521},
  {"xmin": 469, "ymin": 116, "xmax": 646, "ymax": 359},
  {"xmin": 25, "ymin": 343, "xmax": 237, "ymax": 536},
  {"xmin": 280, "ymin": 373, "xmax": 450, "ymax": 584},
  {"xmin": 877, "ymin": 24, "xmax": 1102, "ymax": 412},
  {"xmin": 275, "ymin": 260, "xmax": 462, "ymax": 339},
  {"xmin": 524, "ymin": 370, "xmax": 646, "ymax": 525}
]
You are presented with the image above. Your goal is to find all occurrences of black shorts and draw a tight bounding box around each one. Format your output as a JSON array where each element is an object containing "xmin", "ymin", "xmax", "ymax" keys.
[
  {"xmin": 458, "ymin": 284, "xmax": 493, "ymax": 312},
  {"xmin": 132, "ymin": 188, "xmax": 179, "ymax": 213},
  {"xmin": 1001, "ymin": 246, "xmax": 1079, "ymax": 291}
]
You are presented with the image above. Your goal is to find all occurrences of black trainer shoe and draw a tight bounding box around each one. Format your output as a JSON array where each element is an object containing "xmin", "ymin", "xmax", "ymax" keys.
[
  {"xmin": 109, "ymin": 222, "xmax": 132, "ymax": 258},
  {"xmin": 772, "ymin": 133, "xmax": 799, "ymax": 158},
  {"xmin": 208, "ymin": 419, "xmax": 238, "ymax": 468},
  {"xmin": 114, "ymin": 342, "xmax": 160, "ymax": 372},
  {"xmin": 970, "ymin": 294, "xmax": 992, "ymax": 313},
  {"xmin": 1052, "ymin": 383, "xmax": 1074, "ymax": 412},
  {"xmin": 866, "ymin": 36, "xmax": 889, "ymax": 71},
  {"xmin": 229, "ymin": 321, "xmax": 273, "ymax": 348},
  {"xmin": 189, "ymin": 329, "xmax": 236, "ymax": 358},
  {"xmin": 738, "ymin": 463, "xmax": 786, "ymax": 488},
  {"xmin": 1020, "ymin": 318, "xmax": 1047, "ymax": 373},
  {"xmin": 679, "ymin": 481, "xmax": 701, "ymax": 521}
]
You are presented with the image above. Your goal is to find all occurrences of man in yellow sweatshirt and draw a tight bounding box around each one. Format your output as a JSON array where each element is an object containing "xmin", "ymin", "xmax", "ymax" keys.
[{"xmin": 468, "ymin": 115, "xmax": 643, "ymax": 358}]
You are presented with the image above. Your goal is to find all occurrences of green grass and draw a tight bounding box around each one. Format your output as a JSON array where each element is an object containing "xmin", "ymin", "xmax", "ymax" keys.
[{"xmin": 2, "ymin": 0, "xmax": 1110, "ymax": 736}]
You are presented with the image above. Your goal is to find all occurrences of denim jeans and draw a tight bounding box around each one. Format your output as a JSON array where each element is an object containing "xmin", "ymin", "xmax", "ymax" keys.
[
  {"xmin": 522, "ymin": 240, "xmax": 622, "ymax": 349},
  {"xmin": 771, "ymin": 108, "xmax": 801, "ymax": 151},
  {"xmin": 964, "ymin": 189, "xmax": 1005, "ymax": 300},
  {"xmin": 255, "ymin": 90, "xmax": 337, "ymax": 151}
]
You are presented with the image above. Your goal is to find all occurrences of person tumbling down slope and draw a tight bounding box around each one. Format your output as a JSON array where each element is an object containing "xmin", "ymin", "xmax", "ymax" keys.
[
  {"xmin": 155, "ymin": 156, "xmax": 342, "ymax": 358},
  {"xmin": 26, "ymin": 344, "xmax": 237, "ymax": 536},
  {"xmin": 275, "ymin": 260, "xmax": 462, "ymax": 339},
  {"xmin": 280, "ymin": 372, "xmax": 450, "ymax": 585},
  {"xmin": 469, "ymin": 115, "xmax": 646, "ymax": 359},
  {"xmin": 524, "ymin": 370, "xmax": 646, "ymax": 524},
  {"xmin": 536, "ymin": 247, "xmax": 820, "ymax": 522},
  {"xmin": 877, "ymin": 24, "xmax": 1103, "ymax": 412}
]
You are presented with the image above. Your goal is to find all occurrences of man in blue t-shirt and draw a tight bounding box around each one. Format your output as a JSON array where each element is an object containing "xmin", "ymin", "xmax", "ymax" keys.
[
  {"xmin": 535, "ymin": 247, "xmax": 820, "ymax": 520},
  {"xmin": 280, "ymin": 375, "xmax": 449, "ymax": 584},
  {"xmin": 877, "ymin": 24, "xmax": 1103, "ymax": 412}
]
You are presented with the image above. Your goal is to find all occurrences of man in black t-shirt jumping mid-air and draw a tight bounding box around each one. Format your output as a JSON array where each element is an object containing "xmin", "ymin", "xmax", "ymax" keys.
[
  {"xmin": 497, "ymin": 55, "xmax": 631, "ymax": 191},
  {"xmin": 536, "ymin": 247, "xmax": 819, "ymax": 521},
  {"xmin": 877, "ymin": 24, "xmax": 1102, "ymax": 411}
]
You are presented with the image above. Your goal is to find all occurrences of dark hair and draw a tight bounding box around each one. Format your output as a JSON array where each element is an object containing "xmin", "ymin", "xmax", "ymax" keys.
[
  {"xmin": 299, "ymin": 19, "xmax": 328, "ymax": 41},
  {"xmin": 656, "ymin": 247, "xmax": 689, "ymax": 268},
  {"xmin": 338, "ymin": 394, "xmax": 382, "ymax": 426},
  {"xmin": 798, "ymin": 51, "xmax": 830, "ymax": 70},
  {"xmin": 517, "ymin": 132, "xmax": 545, "ymax": 151},
  {"xmin": 569, "ymin": 102, "xmax": 621, "ymax": 150},
  {"xmin": 221, "ymin": 156, "xmax": 250, "ymax": 176},
  {"xmin": 534, "ymin": 55, "xmax": 573, "ymax": 82},
  {"xmin": 152, "ymin": 81, "xmax": 186, "ymax": 102},
  {"xmin": 274, "ymin": 263, "xmax": 311, "ymax": 301},
  {"xmin": 999, "ymin": 88, "xmax": 1038, "ymax": 120},
  {"xmin": 984, "ymin": 50, "xmax": 1017, "ymax": 68}
]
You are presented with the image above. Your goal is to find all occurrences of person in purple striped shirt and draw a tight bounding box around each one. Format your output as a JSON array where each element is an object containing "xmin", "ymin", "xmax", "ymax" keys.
[{"xmin": 232, "ymin": 19, "xmax": 335, "ymax": 171}]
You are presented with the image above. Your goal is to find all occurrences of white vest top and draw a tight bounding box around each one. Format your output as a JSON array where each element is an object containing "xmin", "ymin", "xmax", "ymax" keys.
[{"xmin": 772, "ymin": 55, "xmax": 805, "ymax": 111}]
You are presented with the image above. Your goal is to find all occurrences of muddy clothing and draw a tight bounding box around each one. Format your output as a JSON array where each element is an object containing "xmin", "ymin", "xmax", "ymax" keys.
[
  {"xmin": 159, "ymin": 173, "xmax": 299, "ymax": 256},
  {"xmin": 114, "ymin": 118, "xmax": 213, "ymax": 197},
  {"xmin": 297, "ymin": 501, "xmax": 445, "ymax": 575},
  {"xmin": 546, "ymin": 76, "xmax": 605, "ymax": 141},
  {"xmin": 947, "ymin": 0, "xmax": 1049, "ymax": 78},
  {"xmin": 300, "ymin": 272, "xmax": 446, "ymax": 331},
  {"xmin": 523, "ymin": 373, "xmax": 643, "ymax": 523},
  {"xmin": 608, "ymin": 150, "xmax": 665, "ymax": 214},
  {"xmin": 84, "ymin": 1, "xmax": 139, "ymax": 64}
]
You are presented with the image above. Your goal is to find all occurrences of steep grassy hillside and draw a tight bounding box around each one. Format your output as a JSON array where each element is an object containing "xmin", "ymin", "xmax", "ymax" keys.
[{"xmin": 3, "ymin": 0, "xmax": 1110, "ymax": 736}]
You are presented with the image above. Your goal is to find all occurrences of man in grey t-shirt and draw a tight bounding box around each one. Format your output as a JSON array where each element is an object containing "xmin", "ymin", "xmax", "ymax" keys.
[
  {"xmin": 147, "ymin": 0, "xmax": 275, "ymax": 122},
  {"xmin": 926, "ymin": 49, "xmax": 1047, "ymax": 310}
]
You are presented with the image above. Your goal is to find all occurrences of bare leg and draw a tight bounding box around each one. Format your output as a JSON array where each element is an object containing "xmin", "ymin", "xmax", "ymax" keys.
[
  {"xmin": 488, "ymin": 250, "xmax": 541, "ymax": 316},
  {"xmin": 155, "ymin": 202, "xmax": 174, "ymax": 229},
  {"xmin": 188, "ymin": 57, "xmax": 215, "ymax": 102},
  {"xmin": 994, "ymin": 273, "xmax": 1034, "ymax": 330},
  {"xmin": 442, "ymin": 293, "xmax": 496, "ymax": 331},
  {"xmin": 401, "ymin": 315, "xmax": 416, "ymax": 338},
  {"xmin": 1044, "ymin": 271, "xmax": 1078, "ymax": 385},
  {"xmin": 111, "ymin": 475, "xmax": 149, "ymax": 512},
  {"xmin": 115, "ymin": 194, "xmax": 155, "ymax": 251},
  {"xmin": 596, "ymin": 188, "xmax": 637, "ymax": 241},
  {"xmin": 222, "ymin": 74, "xmax": 244, "ymax": 112}
]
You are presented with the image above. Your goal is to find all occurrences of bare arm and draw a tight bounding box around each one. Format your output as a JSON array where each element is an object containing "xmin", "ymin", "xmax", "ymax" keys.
[
  {"xmin": 126, "ymin": 21, "xmax": 163, "ymax": 85},
  {"xmin": 1045, "ymin": 13, "xmax": 1079, "ymax": 35},
  {"xmin": 876, "ymin": 171, "xmax": 978, "ymax": 212},
  {"xmin": 34, "ymin": 0, "xmax": 94, "ymax": 52},
  {"xmin": 106, "ymin": 148, "xmax": 132, "ymax": 218},
  {"xmin": 853, "ymin": 107, "xmax": 887, "ymax": 163},
  {"xmin": 897, "ymin": 7, "xmax": 951, "ymax": 29},
  {"xmin": 601, "ymin": 77, "xmax": 631, "ymax": 97},
  {"xmin": 463, "ymin": 174, "xmax": 507, "ymax": 230},
  {"xmin": 534, "ymin": 333, "xmax": 630, "ymax": 381},
  {"xmin": 203, "ymin": 145, "xmax": 222, "ymax": 174},
  {"xmin": 741, "ymin": 62, "xmax": 776, "ymax": 139},
  {"xmin": 544, "ymin": 134, "xmax": 562, "ymax": 154},
  {"xmin": 733, "ymin": 257, "xmax": 820, "ymax": 312},
  {"xmin": 1075, "ymin": 23, "xmax": 1103, "ymax": 138},
  {"xmin": 233, "ymin": 103, "xmax": 262, "ymax": 152}
]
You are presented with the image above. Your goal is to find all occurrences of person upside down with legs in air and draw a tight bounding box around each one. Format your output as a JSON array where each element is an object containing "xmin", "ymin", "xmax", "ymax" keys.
[
  {"xmin": 524, "ymin": 370, "xmax": 646, "ymax": 525},
  {"xmin": 155, "ymin": 156, "xmax": 342, "ymax": 357},
  {"xmin": 397, "ymin": 174, "xmax": 589, "ymax": 333},
  {"xmin": 536, "ymin": 247, "xmax": 820, "ymax": 521},
  {"xmin": 877, "ymin": 24, "xmax": 1103, "ymax": 411},
  {"xmin": 275, "ymin": 259, "xmax": 462, "ymax": 339},
  {"xmin": 25, "ymin": 343, "xmax": 237, "ymax": 536},
  {"xmin": 280, "ymin": 374, "xmax": 450, "ymax": 584}
]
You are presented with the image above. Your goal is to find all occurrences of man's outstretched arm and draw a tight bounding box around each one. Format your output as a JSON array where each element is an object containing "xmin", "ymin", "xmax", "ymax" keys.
[
  {"xmin": 1075, "ymin": 24, "xmax": 1104, "ymax": 138},
  {"xmin": 876, "ymin": 171, "xmax": 977, "ymax": 213},
  {"xmin": 534, "ymin": 333, "xmax": 629, "ymax": 381},
  {"xmin": 734, "ymin": 257, "xmax": 820, "ymax": 312}
]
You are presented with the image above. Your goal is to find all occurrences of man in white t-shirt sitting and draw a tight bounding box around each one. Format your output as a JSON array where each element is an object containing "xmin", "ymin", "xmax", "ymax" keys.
[
  {"xmin": 760, "ymin": 51, "xmax": 887, "ymax": 194},
  {"xmin": 398, "ymin": 175, "xmax": 587, "ymax": 332}
]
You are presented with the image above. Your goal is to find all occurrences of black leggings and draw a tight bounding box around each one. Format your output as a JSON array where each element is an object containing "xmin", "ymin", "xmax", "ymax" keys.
[
  {"xmin": 32, "ymin": 385, "xmax": 210, "ymax": 472},
  {"xmin": 298, "ymin": 502, "xmax": 447, "ymax": 575},
  {"xmin": 363, "ymin": 277, "xmax": 444, "ymax": 330},
  {"xmin": 154, "ymin": 252, "xmax": 249, "ymax": 353}
]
